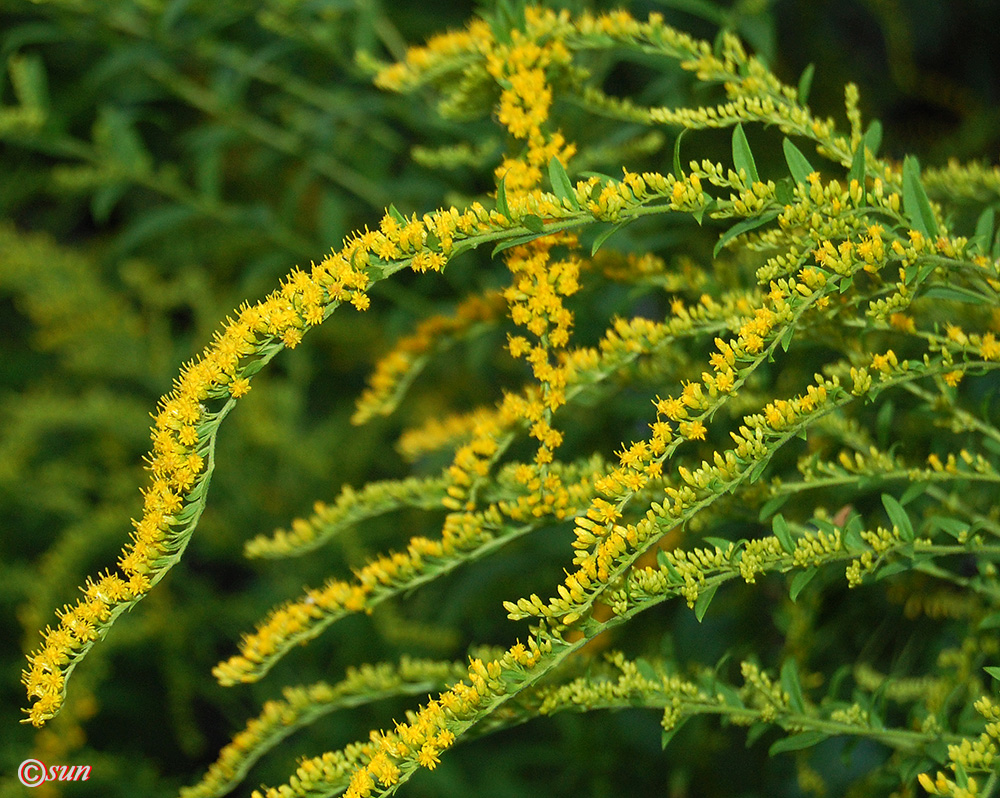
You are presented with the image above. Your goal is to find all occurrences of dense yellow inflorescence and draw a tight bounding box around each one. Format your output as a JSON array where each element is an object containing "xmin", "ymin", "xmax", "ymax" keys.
[{"xmin": 25, "ymin": 5, "xmax": 1000, "ymax": 798}]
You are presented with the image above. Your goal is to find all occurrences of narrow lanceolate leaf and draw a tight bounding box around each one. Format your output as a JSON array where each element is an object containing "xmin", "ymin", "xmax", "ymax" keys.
[
  {"xmin": 972, "ymin": 207, "xmax": 995, "ymax": 255},
  {"xmin": 661, "ymin": 716, "xmax": 691, "ymax": 750},
  {"xmin": 548, "ymin": 156, "xmax": 580, "ymax": 210},
  {"xmin": 797, "ymin": 63, "xmax": 815, "ymax": 104},
  {"xmin": 521, "ymin": 214, "xmax": 544, "ymax": 233},
  {"xmin": 780, "ymin": 659, "xmax": 806, "ymax": 713},
  {"xmin": 901, "ymin": 156, "xmax": 939, "ymax": 238},
  {"xmin": 759, "ymin": 492, "xmax": 791, "ymax": 522},
  {"xmin": 732, "ymin": 124, "xmax": 759, "ymax": 184},
  {"xmin": 387, "ymin": 203, "xmax": 407, "ymax": 225},
  {"xmin": 772, "ymin": 513, "xmax": 794, "ymax": 554},
  {"xmin": 789, "ymin": 569, "xmax": 817, "ymax": 602},
  {"xmin": 495, "ymin": 175, "xmax": 511, "ymax": 219},
  {"xmin": 847, "ymin": 139, "xmax": 866, "ymax": 187},
  {"xmin": 493, "ymin": 230, "xmax": 547, "ymax": 258},
  {"xmin": 694, "ymin": 583, "xmax": 719, "ymax": 622},
  {"xmin": 864, "ymin": 120, "xmax": 883, "ymax": 157},
  {"xmin": 714, "ymin": 210, "xmax": 781, "ymax": 258},
  {"xmin": 782, "ymin": 138, "xmax": 814, "ymax": 185},
  {"xmin": 769, "ymin": 730, "xmax": 826, "ymax": 756},
  {"xmin": 673, "ymin": 128, "xmax": 688, "ymax": 179},
  {"xmin": 842, "ymin": 515, "xmax": 866, "ymax": 554},
  {"xmin": 591, "ymin": 220, "xmax": 631, "ymax": 255},
  {"xmin": 882, "ymin": 493, "xmax": 914, "ymax": 542}
]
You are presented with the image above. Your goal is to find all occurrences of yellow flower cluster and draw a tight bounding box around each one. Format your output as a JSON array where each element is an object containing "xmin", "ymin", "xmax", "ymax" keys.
[
  {"xmin": 739, "ymin": 661, "xmax": 790, "ymax": 723},
  {"xmin": 24, "ymin": 183, "xmax": 559, "ymax": 724},
  {"xmin": 22, "ymin": 245, "xmax": 374, "ymax": 725},
  {"xmin": 502, "ymin": 237, "xmax": 579, "ymax": 465},
  {"xmin": 243, "ymin": 475, "xmax": 451, "ymax": 559},
  {"xmin": 330, "ymin": 638, "xmax": 555, "ymax": 798},
  {"xmin": 396, "ymin": 405, "xmax": 504, "ymax": 461},
  {"xmin": 915, "ymin": 696, "xmax": 1000, "ymax": 797},
  {"xmin": 352, "ymin": 290, "xmax": 506, "ymax": 425},
  {"xmin": 184, "ymin": 657, "xmax": 470, "ymax": 798},
  {"xmin": 214, "ymin": 508, "xmax": 503, "ymax": 685}
]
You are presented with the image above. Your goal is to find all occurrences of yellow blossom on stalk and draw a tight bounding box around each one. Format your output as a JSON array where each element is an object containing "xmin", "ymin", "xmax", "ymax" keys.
[
  {"xmin": 980, "ymin": 333, "xmax": 1000, "ymax": 361},
  {"xmin": 20, "ymin": 177, "xmax": 496, "ymax": 726},
  {"xmin": 22, "ymin": 6, "xmax": 1000, "ymax": 798}
]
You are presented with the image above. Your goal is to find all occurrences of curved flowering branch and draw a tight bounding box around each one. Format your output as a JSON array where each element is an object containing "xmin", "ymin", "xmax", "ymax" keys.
[
  {"xmin": 22, "ymin": 137, "xmax": 765, "ymax": 725},
  {"xmin": 182, "ymin": 657, "xmax": 474, "ymax": 798},
  {"xmin": 23, "ymin": 8, "xmax": 1000, "ymax": 798}
]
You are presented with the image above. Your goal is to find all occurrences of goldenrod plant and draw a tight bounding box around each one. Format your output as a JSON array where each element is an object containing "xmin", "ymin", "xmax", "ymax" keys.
[{"xmin": 6, "ymin": 1, "xmax": 1000, "ymax": 797}]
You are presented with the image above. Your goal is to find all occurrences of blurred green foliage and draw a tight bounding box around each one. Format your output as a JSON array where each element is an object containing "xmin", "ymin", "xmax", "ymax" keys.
[{"xmin": 2, "ymin": 1, "xmax": 999, "ymax": 796}]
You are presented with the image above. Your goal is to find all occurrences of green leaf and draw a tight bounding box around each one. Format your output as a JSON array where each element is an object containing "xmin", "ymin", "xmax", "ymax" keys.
[
  {"xmin": 732, "ymin": 123, "xmax": 759, "ymax": 184},
  {"xmin": 874, "ymin": 561, "xmax": 909, "ymax": 581},
  {"xmin": 548, "ymin": 156, "xmax": 580, "ymax": 210},
  {"xmin": 864, "ymin": 120, "xmax": 883, "ymax": 157},
  {"xmin": 673, "ymin": 128, "xmax": 688, "ymax": 178},
  {"xmin": 901, "ymin": 156, "xmax": 939, "ymax": 237},
  {"xmin": 782, "ymin": 138, "xmax": 814, "ymax": 185},
  {"xmin": 692, "ymin": 197, "xmax": 716, "ymax": 226},
  {"xmin": 492, "ymin": 231, "xmax": 546, "ymax": 258},
  {"xmin": 773, "ymin": 514, "xmax": 794, "ymax": 554},
  {"xmin": 875, "ymin": 400, "xmax": 895, "ymax": 447},
  {"xmin": 779, "ymin": 324, "xmax": 794, "ymax": 352},
  {"xmin": 900, "ymin": 481, "xmax": 927, "ymax": 506},
  {"xmin": 972, "ymin": 207, "xmax": 995, "ymax": 254},
  {"xmin": 91, "ymin": 182, "xmax": 128, "ymax": 224},
  {"xmin": 929, "ymin": 516, "xmax": 969, "ymax": 540},
  {"xmin": 759, "ymin": 492, "xmax": 791, "ymax": 522},
  {"xmin": 842, "ymin": 515, "xmax": 866, "ymax": 554},
  {"xmin": 978, "ymin": 614, "xmax": 1000, "ymax": 631},
  {"xmin": 882, "ymin": 494, "xmax": 914, "ymax": 542},
  {"xmin": 95, "ymin": 106, "xmax": 152, "ymax": 175},
  {"xmin": 985, "ymin": 666, "xmax": 1000, "ymax": 681},
  {"xmin": 925, "ymin": 739, "xmax": 950, "ymax": 764},
  {"xmin": 656, "ymin": 0, "xmax": 727, "ymax": 25},
  {"xmin": 713, "ymin": 210, "xmax": 781, "ymax": 258},
  {"xmin": 387, "ymin": 203, "xmax": 407, "ymax": 225},
  {"xmin": 847, "ymin": 138, "xmax": 866, "ymax": 187},
  {"xmin": 657, "ymin": 549, "xmax": 682, "ymax": 581},
  {"xmin": 521, "ymin": 214, "xmax": 544, "ymax": 233},
  {"xmin": 9, "ymin": 51, "xmax": 50, "ymax": 110},
  {"xmin": 715, "ymin": 682, "xmax": 744, "ymax": 708},
  {"xmin": 746, "ymin": 722, "xmax": 770, "ymax": 748},
  {"xmin": 780, "ymin": 659, "xmax": 806, "ymax": 713},
  {"xmin": 797, "ymin": 63, "xmax": 815, "ymax": 104},
  {"xmin": 703, "ymin": 536, "xmax": 732, "ymax": 552},
  {"xmin": 590, "ymin": 220, "xmax": 630, "ymax": 255},
  {"xmin": 954, "ymin": 761, "xmax": 970, "ymax": 789},
  {"xmin": 579, "ymin": 170, "xmax": 616, "ymax": 186},
  {"xmin": 774, "ymin": 177, "xmax": 795, "ymax": 205},
  {"xmin": 748, "ymin": 454, "xmax": 772, "ymax": 484},
  {"xmin": 500, "ymin": 668, "xmax": 526, "ymax": 685},
  {"xmin": 636, "ymin": 658, "xmax": 659, "ymax": 682},
  {"xmin": 769, "ymin": 731, "xmax": 826, "ymax": 756},
  {"xmin": 789, "ymin": 568, "xmax": 817, "ymax": 602},
  {"xmin": 495, "ymin": 176, "xmax": 510, "ymax": 219},
  {"xmin": 661, "ymin": 716, "xmax": 691, "ymax": 750},
  {"xmin": 694, "ymin": 583, "xmax": 719, "ymax": 622},
  {"xmin": 113, "ymin": 204, "xmax": 195, "ymax": 255},
  {"xmin": 921, "ymin": 285, "xmax": 990, "ymax": 305}
]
